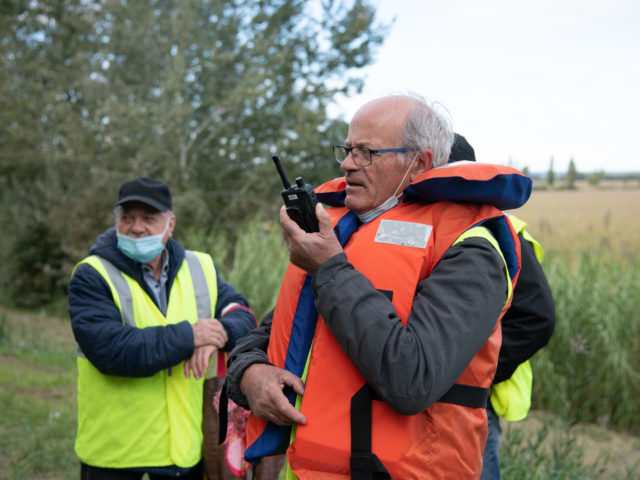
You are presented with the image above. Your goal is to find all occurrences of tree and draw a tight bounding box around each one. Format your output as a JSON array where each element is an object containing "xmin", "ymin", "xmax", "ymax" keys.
[
  {"xmin": 547, "ymin": 157, "xmax": 555, "ymax": 187},
  {"xmin": 0, "ymin": 0, "xmax": 105, "ymax": 305},
  {"xmin": 0, "ymin": 0, "xmax": 387, "ymax": 306},
  {"xmin": 66, "ymin": 0, "xmax": 386, "ymax": 226},
  {"xmin": 566, "ymin": 157, "xmax": 578, "ymax": 189},
  {"xmin": 587, "ymin": 170, "xmax": 605, "ymax": 187}
]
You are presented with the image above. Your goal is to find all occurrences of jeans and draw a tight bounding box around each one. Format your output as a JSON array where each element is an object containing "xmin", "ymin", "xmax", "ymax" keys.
[{"xmin": 480, "ymin": 405, "xmax": 502, "ymax": 480}]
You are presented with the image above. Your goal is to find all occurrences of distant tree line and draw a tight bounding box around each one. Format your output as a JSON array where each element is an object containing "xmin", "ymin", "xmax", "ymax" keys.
[
  {"xmin": 529, "ymin": 156, "xmax": 640, "ymax": 189},
  {"xmin": 0, "ymin": 0, "xmax": 386, "ymax": 306}
]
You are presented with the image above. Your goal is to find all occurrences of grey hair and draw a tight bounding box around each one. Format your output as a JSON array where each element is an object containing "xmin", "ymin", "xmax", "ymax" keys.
[
  {"xmin": 113, "ymin": 205, "xmax": 123, "ymax": 226},
  {"xmin": 398, "ymin": 93, "xmax": 454, "ymax": 168},
  {"xmin": 113, "ymin": 205, "xmax": 173, "ymax": 227}
]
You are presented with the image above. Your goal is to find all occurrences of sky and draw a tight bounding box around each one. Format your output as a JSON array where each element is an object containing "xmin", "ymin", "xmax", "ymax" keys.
[{"xmin": 330, "ymin": 0, "xmax": 640, "ymax": 173}]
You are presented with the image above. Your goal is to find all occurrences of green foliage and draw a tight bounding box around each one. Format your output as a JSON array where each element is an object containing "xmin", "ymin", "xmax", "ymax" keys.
[
  {"xmin": 531, "ymin": 251, "xmax": 640, "ymax": 433},
  {"xmin": 0, "ymin": 0, "xmax": 382, "ymax": 307},
  {"xmin": 178, "ymin": 214, "xmax": 289, "ymax": 321}
]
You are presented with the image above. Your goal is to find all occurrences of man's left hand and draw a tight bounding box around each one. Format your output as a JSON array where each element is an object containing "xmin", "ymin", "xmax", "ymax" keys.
[
  {"xmin": 192, "ymin": 318, "xmax": 228, "ymax": 348},
  {"xmin": 184, "ymin": 345, "xmax": 216, "ymax": 380},
  {"xmin": 279, "ymin": 203, "xmax": 343, "ymax": 274}
]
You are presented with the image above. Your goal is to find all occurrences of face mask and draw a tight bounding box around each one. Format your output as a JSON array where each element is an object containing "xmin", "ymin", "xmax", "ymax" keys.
[
  {"xmin": 117, "ymin": 216, "xmax": 171, "ymax": 263},
  {"xmin": 357, "ymin": 155, "xmax": 418, "ymax": 224}
]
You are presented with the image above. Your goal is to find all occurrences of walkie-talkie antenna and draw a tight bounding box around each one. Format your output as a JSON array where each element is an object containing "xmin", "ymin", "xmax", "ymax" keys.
[{"xmin": 272, "ymin": 155, "xmax": 291, "ymax": 189}]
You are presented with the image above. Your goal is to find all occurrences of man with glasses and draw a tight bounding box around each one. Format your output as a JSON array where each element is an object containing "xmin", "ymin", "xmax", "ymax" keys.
[
  {"xmin": 224, "ymin": 94, "xmax": 532, "ymax": 478},
  {"xmin": 68, "ymin": 177, "xmax": 256, "ymax": 479}
]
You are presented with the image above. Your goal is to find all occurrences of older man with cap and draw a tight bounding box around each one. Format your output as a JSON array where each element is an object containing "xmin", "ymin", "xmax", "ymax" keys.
[{"xmin": 68, "ymin": 177, "xmax": 256, "ymax": 479}]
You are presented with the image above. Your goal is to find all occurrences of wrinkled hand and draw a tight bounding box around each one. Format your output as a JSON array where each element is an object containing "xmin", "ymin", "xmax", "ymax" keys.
[
  {"xmin": 184, "ymin": 345, "xmax": 217, "ymax": 380},
  {"xmin": 279, "ymin": 203, "xmax": 343, "ymax": 274},
  {"xmin": 192, "ymin": 318, "xmax": 228, "ymax": 348},
  {"xmin": 240, "ymin": 363, "xmax": 307, "ymax": 426}
]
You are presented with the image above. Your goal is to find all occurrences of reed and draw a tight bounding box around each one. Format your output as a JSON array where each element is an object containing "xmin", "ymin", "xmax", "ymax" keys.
[{"xmin": 531, "ymin": 250, "xmax": 640, "ymax": 433}]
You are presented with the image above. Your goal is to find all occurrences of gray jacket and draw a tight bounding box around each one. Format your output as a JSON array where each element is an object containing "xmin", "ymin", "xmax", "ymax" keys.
[{"xmin": 226, "ymin": 236, "xmax": 506, "ymax": 415}]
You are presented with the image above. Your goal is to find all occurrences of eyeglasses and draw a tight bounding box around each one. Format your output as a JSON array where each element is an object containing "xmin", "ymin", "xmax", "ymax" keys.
[{"xmin": 332, "ymin": 145, "xmax": 407, "ymax": 167}]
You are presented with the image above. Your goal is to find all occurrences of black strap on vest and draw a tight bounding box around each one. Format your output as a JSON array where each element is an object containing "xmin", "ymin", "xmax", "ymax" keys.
[
  {"xmin": 438, "ymin": 383, "xmax": 490, "ymax": 408},
  {"xmin": 218, "ymin": 382, "xmax": 229, "ymax": 444},
  {"xmin": 349, "ymin": 382, "xmax": 488, "ymax": 479},
  {"xmin": 350, "ymin": 384, "xmax": 391, "ymax": 480}
]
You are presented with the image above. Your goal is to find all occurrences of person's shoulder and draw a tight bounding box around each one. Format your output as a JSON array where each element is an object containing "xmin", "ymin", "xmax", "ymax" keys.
[{"xmin": 68, "ymin": 260, "xmax": 111, "ymax": 299}]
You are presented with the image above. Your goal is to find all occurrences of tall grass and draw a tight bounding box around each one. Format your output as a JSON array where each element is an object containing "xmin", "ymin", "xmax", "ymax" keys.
[
  {"xmin": 499, "ymin": 414, "xmax": 638, "ymax": 479},
  {"xmin": 531, "ymin": 250, "xmax": 640, "ymax": 433},
  {"xmin": 179, "ymin": 215, "xmax": 289, "ymax": 322},
  {"xmin": 501, "ymin": 419, "xmax": 601, "ymax": 479}
]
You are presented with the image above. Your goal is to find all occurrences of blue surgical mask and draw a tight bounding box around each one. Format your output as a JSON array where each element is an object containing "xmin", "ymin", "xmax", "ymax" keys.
[{"xmin": 117, "ymin": 217, "xmax": 170, "ymax": 263}]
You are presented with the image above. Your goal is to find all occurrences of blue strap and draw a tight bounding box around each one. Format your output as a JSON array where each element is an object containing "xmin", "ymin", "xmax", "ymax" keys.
[
  {"xmin": 335, "ymin": 210, "xmax": 361, "ymax": 247},
  {"xmin": 245, "ymin": 210, "xmax": 361, "ymax": 464},
  {"xmin": 477, "ymin": 216, "xmax": 520, "ymax": 280}
]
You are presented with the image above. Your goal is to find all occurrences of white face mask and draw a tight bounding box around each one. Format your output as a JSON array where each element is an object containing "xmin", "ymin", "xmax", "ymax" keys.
[{"xmin": 357, "ymin": 155, "xmax": 418, "ymax": 224}]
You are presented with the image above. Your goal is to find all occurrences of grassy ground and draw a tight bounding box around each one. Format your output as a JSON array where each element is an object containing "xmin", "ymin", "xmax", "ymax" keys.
[
  {"xmin": 502, "ymin": 411, "xmax": 640, "ymax": 478},
  {"xmin": 0, "ymin": 307, "xmax": 77, "ymax": 479}
]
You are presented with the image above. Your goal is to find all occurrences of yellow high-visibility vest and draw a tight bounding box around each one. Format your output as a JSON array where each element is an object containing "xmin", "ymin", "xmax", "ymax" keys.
[{"xmin": 73, "ymin": 250, "xmax": 217, "ymax": 469}]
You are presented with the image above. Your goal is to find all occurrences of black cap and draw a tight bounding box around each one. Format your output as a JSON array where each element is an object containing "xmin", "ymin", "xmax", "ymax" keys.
[
  {"xmin": 449, "ymin": 133, "xmax": 476, "ymax": 163},
  {"xmin": 115, "ymin": 177, "xmax": 172, "ymax": 211}
]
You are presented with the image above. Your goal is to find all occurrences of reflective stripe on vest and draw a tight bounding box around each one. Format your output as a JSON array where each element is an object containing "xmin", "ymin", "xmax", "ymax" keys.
[
  {"xmin": 508, "ymin": 213, "xmax": 544, "ymax": 262},
  {"xmin": 94, "ymin": 250, "xmax": 213, "ymax": 320},
  {"xmin": 453, "ymin": 225, "xmax": 514, "ymax": 305},
  {"xmin": 185, "ymin": 250, "xmax": 213, "ymax": 318}
]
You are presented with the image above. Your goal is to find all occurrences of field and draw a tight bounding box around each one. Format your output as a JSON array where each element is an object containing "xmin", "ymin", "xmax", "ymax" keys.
[
  {"xmin": 1, "ymin": 183, "xmax": 639, "ymax": 479},
  {"xmin": 508, "ymin": 183, "xmax": 640, "ymax": 260}
]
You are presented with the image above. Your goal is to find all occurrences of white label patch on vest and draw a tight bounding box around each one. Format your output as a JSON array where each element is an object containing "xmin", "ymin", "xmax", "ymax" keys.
[{"xmin": 374, "ymin": 220, "xmax": 432, "ymax": 248}]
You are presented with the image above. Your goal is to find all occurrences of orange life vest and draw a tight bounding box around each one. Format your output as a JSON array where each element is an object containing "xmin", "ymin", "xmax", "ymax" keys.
[{"xmin": 246, "ymin": 163, "xmax": 530, "ymax": 479}]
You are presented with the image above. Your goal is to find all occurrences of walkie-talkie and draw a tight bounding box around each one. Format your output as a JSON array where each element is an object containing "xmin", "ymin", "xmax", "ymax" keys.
[{"xmin": 272, "ymin": 154, "xmax": 319, "ymax": 233}]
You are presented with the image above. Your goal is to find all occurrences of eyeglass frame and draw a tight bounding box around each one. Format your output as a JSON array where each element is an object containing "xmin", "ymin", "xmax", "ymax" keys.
[{"xmin": 332, "ymin": 145, "xmax": 407, "ymax": 167}]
